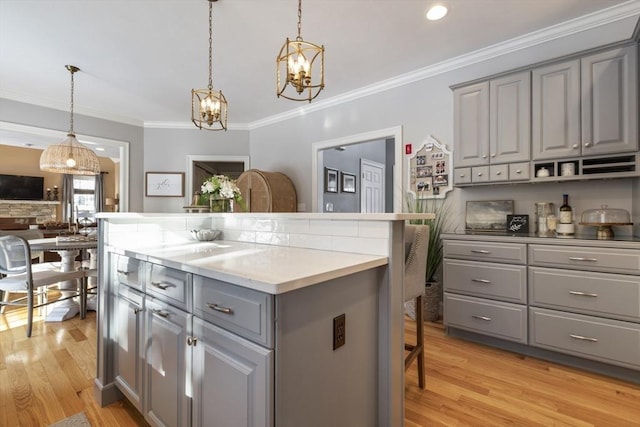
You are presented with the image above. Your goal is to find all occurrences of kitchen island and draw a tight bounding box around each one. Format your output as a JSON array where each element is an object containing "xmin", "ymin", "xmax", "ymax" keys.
[{"xmin": 94, "ymin": 212, "xmax": 433, "ymax": 427}]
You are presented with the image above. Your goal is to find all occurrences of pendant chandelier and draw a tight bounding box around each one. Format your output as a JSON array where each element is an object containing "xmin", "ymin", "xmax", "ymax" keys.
[
  {"xmin": 39, "ymin": 65, "xmax": 100, "ymax": 175},
  {"xmin": 276, "ymin": 0, "xmax": 325, "ymax": 102},
  {"xmin": 192, "ymin": 0, "xmax": 228, "ymax": 131}
]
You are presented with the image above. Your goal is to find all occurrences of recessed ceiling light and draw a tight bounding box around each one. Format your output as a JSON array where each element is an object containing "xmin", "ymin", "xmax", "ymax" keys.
[
  {"xmin": 95, "ymin": 147, "xmax": 105, "ymax": 151},
  {"xmin": 426, "ymin": 4, "xmax": 448, "ymax": 21}
]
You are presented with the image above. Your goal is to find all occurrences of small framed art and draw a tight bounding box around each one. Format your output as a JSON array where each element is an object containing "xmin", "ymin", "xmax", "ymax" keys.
[
  {"xmin": 340, "ymin": 172, "xmax": 356, "ymax": 193},
  {"xmin": 324, "ymin": 167, "xmax": 338, "ymax": 193},
  {"xmin": 145, "ymin": 172, "xmax": 185, "ymax": 197}
]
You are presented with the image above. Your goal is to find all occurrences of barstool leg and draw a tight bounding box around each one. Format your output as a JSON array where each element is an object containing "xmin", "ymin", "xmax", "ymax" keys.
[{"xmin": 416, "ymin": 294, "xmax": 425, "ymax": 389}]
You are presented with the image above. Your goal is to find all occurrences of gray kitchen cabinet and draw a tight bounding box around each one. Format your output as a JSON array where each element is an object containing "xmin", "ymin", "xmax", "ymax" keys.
[
  {"xmin": 531, "ymin": 59, "xmax": 581, "ymax": 160},
  {"xmin": 489, "ymin": 71, "xmax": 531, "ymax": 164},
  {"xmin": 453, "ymin": 81, "xmax": 489, "ymax": 168},
  {"xmin": 144, "ymin": 296, "xmax": 192, "ymax": 427},
  {"xmin": 191, "ymin": 317, "xmax": 273, "ymax": 427},
  {"xmin": 443, "ymin": 240, "xmax": 528, "ymax": 343},
  {"xmin": 443, "ymin": 234, "xmax": 640, "ymax": 380},
  {"xmin": 453, "ymin": 72, "xmax": 530, "ymax": 184},
  {"xmin": 111, "ymin": 254, "xmax": 146, "ymax": 412},
  {"xmin": 581, "ymin": 45, "xmax": 638, "ymax": 156},
  {"xmin": 114, "ymin": 283, "xmax": 145, "ymax": 412}
]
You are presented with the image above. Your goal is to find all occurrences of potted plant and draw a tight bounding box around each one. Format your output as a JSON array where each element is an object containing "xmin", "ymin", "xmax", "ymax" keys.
[
  {"xmin": 200, "ymin": 175, "xmax": 245, "ymax": 212},
  {"xmin": 405, "ymin": 194, "xmax": 453, "ymax": 321}
]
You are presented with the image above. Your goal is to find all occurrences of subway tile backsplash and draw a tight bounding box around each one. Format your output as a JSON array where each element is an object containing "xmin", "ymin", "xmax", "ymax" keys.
[{"xmin": 106, "ymin": 214, "xmax": 391, "ymax": 256}]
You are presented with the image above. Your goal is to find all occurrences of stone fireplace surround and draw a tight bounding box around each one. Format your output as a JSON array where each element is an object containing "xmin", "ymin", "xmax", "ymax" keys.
[{"xmin": 0, "ymin": 200, "xmax": 58, "ymax": 226}]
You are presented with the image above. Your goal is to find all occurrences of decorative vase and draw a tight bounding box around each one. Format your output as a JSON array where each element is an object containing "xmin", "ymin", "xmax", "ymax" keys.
[{"xmin": 209, "ymin": 196, "xmax": 232, "ymax": 213}]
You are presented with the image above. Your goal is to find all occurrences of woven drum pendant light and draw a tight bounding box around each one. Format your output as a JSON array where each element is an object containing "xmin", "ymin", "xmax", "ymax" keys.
[{"xmin": 39, "ymin": 65, "xmax": 100, "ymax": 175}]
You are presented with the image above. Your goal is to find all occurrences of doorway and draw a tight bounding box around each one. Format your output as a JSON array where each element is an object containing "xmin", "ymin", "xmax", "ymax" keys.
[
  {"xmin": 185, "ymin": 155, "xmax": 250, "ymax": 205},
  {"xmin": 360, "ymin": 159, "xmax": 385, "ymax": 213},
  {"xmin": 311, "ymin": 126, "xmax": 403, "ymax": 213}
]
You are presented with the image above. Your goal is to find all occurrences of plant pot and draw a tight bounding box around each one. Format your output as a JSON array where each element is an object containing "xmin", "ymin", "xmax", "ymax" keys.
[{"xmin": 210, "ymin": 197, "xmax": 232, "ymax": 213}]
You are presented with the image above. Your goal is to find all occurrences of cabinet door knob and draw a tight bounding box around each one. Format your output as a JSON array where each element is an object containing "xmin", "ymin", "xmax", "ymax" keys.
[
  {"xmin": 460, "ymin": 173, "xmax": 465, "ymax": 178},
  {"xmin": 496, "ymin": 171, "xmax": 502, "ymax": 175},
  {"xmin": 516, "ymin": 169, "xmax": 522, "ymax": 174},
  {"xmin": 477, "ymin": 172, "xmax": 483, "ymax": 176},
  {"xmin": 482, "ymin": 155, "xmax": 487, "ymax": 159},
  {"xmin": 584, "ymin": 142, "xmax": 591, "ymax": 147},
  {"xmin": 187, "ymin": 336, "xmax": 198, "ymax": 346},
  {"xmin": 491, "ymin": 153, "xmax": 496, "ymax": 157},
  {"xmin": 572, "ymin": 144, "xmax": 579, "ymax": 149}
]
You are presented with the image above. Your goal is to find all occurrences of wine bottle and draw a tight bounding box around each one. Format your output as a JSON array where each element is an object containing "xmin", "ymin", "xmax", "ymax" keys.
[{"xmin": 559, "ymin": 194, "xmax": 572, "ymax": 224}]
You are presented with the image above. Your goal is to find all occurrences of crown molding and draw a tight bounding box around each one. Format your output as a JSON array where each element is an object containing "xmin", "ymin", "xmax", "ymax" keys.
[
  {"xmin": 247, "ymin": 0, "xmax": 639, "ymax": 130},
  {"xmin": 143, "ymin": 121, "xmax": 250, "ymax": 131}
]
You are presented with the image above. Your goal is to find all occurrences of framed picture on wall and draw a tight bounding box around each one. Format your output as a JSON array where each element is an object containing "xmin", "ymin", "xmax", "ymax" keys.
[
  {"xmin": 145, "ymin": 172, "xmax": 185, "ymax": 197},
  {"xmin": 340, "ymin": 171, "xmax": 356, "ymax": 193},
  {"xmin": 324, "ymin": 167, "xmax": 338, "ymax": 193}
]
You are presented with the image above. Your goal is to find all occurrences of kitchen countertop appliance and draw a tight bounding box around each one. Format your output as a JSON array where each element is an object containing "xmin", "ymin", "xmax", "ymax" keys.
[{"xmin": 579, "ymin": 205, "xmax": 633, "ymax": 239}]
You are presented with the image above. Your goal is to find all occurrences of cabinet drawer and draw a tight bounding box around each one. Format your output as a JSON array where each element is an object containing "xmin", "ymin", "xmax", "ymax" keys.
[
  {"xmin": 444, "ymin": 240, "xmax": 526, "ymax": 264},
  {"xmin": 529, "ymin": 245, "xmax": 640, "ymax": 274},
  {"xmin": 193, "ymin": 275, "xmax": 274, "ymax": 347},
  {"xmin": 509, "ymin": 162, "xmax": 530, "ymax": 181},
  {"xmin": 444, "ymin": 259, "xmax": 526, "ymax": 303},
  {"xmin": 529, "ymin": 307, "xmax": 640, "ymax": 370},
  {"xmin": 444, "ymin": 293, "xmax": 527, "ymax": 343},
  {"xmin": 454, "ymin": 168, "xmax": 472, "ymax": 185},
  {"xmin": 117, "ymin": 282, "xmax": 144, "ymax": 307},
  {"xmin": 489, "ymin": 164, "xmax": 508, "ymax": 181},
  {"xmin": 147, "ymin": 263, "xmax": 191, "ymax": 311},
  {"xmin": 471, "ymin": 166, "xmax": 490, "ymax": 183},
  {"xmin": 112, "ymin": 254, "xmax": 144, "ymax": 291},
  {"xmin": 529, "ymin": 267, "xmax": 640, "ymax": 322}
]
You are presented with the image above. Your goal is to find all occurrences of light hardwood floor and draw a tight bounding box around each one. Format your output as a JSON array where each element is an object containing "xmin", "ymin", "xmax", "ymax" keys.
[{"xmin": 1, "ymin": 306, "xmax": 638, "ymax": 426}]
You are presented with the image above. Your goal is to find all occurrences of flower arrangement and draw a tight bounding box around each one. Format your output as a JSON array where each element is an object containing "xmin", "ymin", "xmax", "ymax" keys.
[{"xmin": 200, "ymin": 175, "xmax": 244, "ymax": 211}]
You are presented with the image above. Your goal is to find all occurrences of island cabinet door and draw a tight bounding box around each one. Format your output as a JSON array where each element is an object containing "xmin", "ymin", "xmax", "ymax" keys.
[
  {"xmin": 144, "ymin": 297, "xmax": 192, "ymax": 427},
  {"xmin": 191, "ymin": 317, "xmax": 273, "ymax": 427}
]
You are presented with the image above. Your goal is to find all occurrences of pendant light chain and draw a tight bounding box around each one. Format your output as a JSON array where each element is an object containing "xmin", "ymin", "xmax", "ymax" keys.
[
  {"xmin": 296, "ymin": 0, "xmax": 302, "ymax": 41},
  {"xmin": 208, "ymin": 0, "xmax": 213, "ymax": 91},
  {"xmin": 69, "ymin": 68, "xmax": 75, "ymax": 134}
]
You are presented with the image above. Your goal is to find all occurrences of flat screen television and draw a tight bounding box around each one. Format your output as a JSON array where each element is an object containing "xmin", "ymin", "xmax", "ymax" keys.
[{"xmin": 0, "ymin": 174, "xmax": 44, "ymax": 200}]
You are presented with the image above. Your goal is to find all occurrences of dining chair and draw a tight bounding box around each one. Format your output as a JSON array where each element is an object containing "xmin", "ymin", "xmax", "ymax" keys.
[
  {"xmin": 404, "ymin": 224, "xmax": 429, "ymax": 389},
  {"xmin": 0, "ymin": 234, "xmax": 87, "ymax": 337}
]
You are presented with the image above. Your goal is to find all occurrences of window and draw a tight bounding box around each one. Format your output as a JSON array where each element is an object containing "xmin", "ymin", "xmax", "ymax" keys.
[{"xmin": 73, "ymin": 176, "xmax": 96, "ymax": 220}]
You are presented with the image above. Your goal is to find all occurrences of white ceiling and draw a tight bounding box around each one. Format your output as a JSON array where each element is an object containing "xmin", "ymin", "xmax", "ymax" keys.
[{"xmin": 1, "ymin": 0, "xmax": 639, "ymax": 141}]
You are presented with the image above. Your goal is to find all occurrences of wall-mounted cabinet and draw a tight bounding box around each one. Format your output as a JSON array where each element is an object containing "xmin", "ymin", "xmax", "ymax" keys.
[
  {"xmin": 532, "ymin": 45, "xmax": 638, "ymax": 161},
  {"xmin": 453, "ymin": 43, "xmax": 639, "ymax": 187}
]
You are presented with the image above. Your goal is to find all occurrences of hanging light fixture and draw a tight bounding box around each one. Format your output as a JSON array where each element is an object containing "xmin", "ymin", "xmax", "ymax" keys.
[
  {"xmin": 276, "ymin": 0, "xmax": 325, "ymax": 102},
  {"xmin": 192, "ymin": 0, "xmax": 228, "ymax": 131},
  {"xmin": 40, "ymin": 65, "xmax": 100, "ymax": 175}
]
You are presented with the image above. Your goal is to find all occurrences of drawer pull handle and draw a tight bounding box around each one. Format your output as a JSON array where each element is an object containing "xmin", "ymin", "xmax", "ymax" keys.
[
  {"xmin": 151, "ymin": 281, "xmax": 175, "ymax": 290},
  {"xmin": 207, "ymin": 303, "xmax": 234, "ymax": 315},
  {"xmin": 569, "ymin": 290, "xmax": 598, "ymax": 298},
  {"xmin": 471, "ymin": 278, "xmax": 491, "ymax": 284},
  {"xmin": 471, "ymin": 315, "xmax": 492, "ymax": 322},
  {"xmin": 568, "ymin": 257, "xmax": 597, "ymax": 262},
  {"xmin": 471, "ymin": 249, "xmax": 491, "ymax": 254},
  {"xmin": 151, "ymin": 308, "xmax": 170, "ymax": 318},
  {"xmin": 117, "ymin": 270, "xmax": 129, "ymax": 276},
  {"xmin": 570, "ymin": 334, "xmax": 598, "ymax": 343}
]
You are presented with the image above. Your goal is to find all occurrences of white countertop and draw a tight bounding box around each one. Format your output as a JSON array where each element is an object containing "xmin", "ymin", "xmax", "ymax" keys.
[
  {"xmin": 98, "ymin": 212, "xmax": 434, "ymax": 221},
  {"xmin": 112, "ymin": 240, "xmax": 389, "ymax": 295}
]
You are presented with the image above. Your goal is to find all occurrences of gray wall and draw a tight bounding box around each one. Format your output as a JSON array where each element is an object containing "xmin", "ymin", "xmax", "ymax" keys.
[
  {"xmin": 142, "ymin": 127, "xmax": 249, "ymax": 212},
  {"xmin": 0, "ymin": 98, "xmax": 145, "ymax": 212},
  {"xmin": 321, "ymin": 138, "xmax": 392, "ymax": 213}
]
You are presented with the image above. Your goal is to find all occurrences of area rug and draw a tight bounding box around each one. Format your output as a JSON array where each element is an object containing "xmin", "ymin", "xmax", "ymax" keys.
[{"xmin": 49, "ymin": 412, "xmax": 91, "ymax": 427}]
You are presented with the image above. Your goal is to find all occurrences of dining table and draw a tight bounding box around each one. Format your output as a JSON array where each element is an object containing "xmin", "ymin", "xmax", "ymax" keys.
[{"xmin": 29, "ymin": 236, "xmax": 98, "ymax": 322}]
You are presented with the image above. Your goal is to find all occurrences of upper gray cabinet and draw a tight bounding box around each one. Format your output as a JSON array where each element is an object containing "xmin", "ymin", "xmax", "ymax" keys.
[
  {"xmin": 453, "ymin": 81, "xmax": 489, "ymax": 167},
  {"xmin": 581, "ymin": 45, "xmax": 638, "ymax": 156},
  {"xmin": 532, "ymin": 45, "xmax": 638, "ymax": 160},
  {"xmin": 531, "ymin": 60, "xmax": 581, "ymax": 160},
  {"xmin": 454, "ymin": 72, "xmax": 531, "ymax": 168},
  {"xmin": 489, "ymin": 71, "xmax": 531, "ymax": 164}
]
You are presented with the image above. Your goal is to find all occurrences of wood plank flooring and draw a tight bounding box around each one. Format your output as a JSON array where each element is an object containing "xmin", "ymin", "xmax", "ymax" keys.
[{"xmin": 1, "ymin": 306, "xmax": 638, "ymax": 426}]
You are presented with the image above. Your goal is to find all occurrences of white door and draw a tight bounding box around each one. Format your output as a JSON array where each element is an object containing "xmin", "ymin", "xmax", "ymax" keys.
[{"xmin": 360, "ymin": 159, "xmax": 385, "ymax": 213}]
